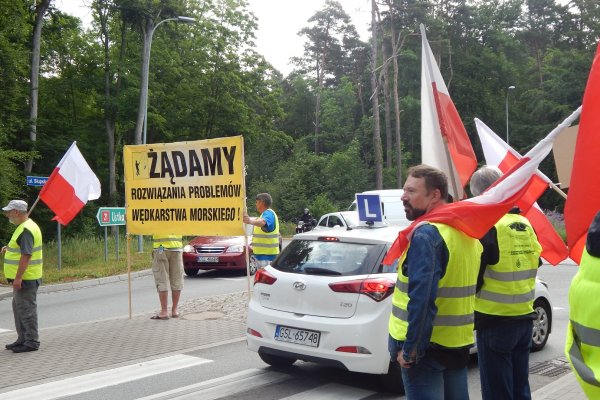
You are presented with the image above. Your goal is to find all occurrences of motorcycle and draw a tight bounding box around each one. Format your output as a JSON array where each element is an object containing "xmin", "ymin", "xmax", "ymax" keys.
[{"xmin": 295, "ymin": 219, "xmax": 315, "ymax": 233}]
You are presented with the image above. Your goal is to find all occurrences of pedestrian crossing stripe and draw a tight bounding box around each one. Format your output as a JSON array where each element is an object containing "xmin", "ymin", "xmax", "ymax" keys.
[
  {"xmin": 138, "ymin": 368, "xmax": 288, "ymax": 400},
  {"xmin": 0, "ymin": 354, "xmax": 212, "ymax": 400}
]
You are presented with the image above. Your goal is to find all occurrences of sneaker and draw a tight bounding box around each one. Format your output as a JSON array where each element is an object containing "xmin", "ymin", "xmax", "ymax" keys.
[
  {"xmin": 5, "ymin": 342, "xmax": 22, "ymax": 350},
  {"xmin": 11, "ymin": 345, "xmax": 38, "ymax": 353}
]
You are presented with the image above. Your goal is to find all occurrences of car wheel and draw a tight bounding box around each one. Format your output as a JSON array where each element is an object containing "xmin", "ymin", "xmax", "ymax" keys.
[
  {"xmin": 248, "ymin": 254, "xmax": 258, "ymax": 275},
  {"xmin": 381, "ymin": 361, "xmax": 405, "ymax": 394},
  {"xmin": 184, "ymin": 268, "xmax": 198, "ymax": 277},
  {"xmin": 258, "ymin": 352, "xmax": 296, "ymax": 368},
  {"xmin": 531, "ymin": 298, "xmax": 551, "ymax": 352}
]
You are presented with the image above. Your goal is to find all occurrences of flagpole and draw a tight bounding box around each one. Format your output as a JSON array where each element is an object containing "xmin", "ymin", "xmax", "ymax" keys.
[
  {"xmin": 27, "ymin": 196, "xmax": 41, "ymax": 217},
  {"xmin": 420, "ymin": 24, "xmax": 461, "ymax": 201},
  {"xmin": 550, "ymin": 182, "xmax": 567, "ymax": 199},
  {"xmin": 527, "ymin": 105, "xmax": 581, "ymax": 201}
]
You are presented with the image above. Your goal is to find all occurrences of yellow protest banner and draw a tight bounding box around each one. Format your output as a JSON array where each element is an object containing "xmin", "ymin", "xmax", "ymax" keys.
[{"xmin": 123, "ymin": 136, "xmax": 245, "ymax": 235}]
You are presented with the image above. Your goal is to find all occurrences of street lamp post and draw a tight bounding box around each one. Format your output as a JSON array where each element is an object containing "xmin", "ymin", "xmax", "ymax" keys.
[
  {"xmin": 505, "ymin": 85, "xmax": 515, "ymax": 145},
  {"xmin": 138, "ymin": 15, "xmax": 195, "ymax": 252},
  {"xmin": 142, "ymin": 16, "xmax": 196, "ymax": 145}
]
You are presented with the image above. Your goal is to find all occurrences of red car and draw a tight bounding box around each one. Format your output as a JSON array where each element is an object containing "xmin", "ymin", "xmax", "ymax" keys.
[{"xmin": 182, "ymin": 235, "xmax": 282, "ymax": 277}]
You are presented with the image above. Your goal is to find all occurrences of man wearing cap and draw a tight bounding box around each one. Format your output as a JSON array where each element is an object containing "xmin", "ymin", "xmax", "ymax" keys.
[{"xmin": 1, "ymin": 199, "xmax": 43, "ymax": 353}]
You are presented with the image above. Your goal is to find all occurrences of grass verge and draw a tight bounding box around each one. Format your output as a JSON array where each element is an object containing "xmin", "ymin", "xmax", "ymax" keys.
[{"xmin": 1, "ymin": 234, "xmax": 153, "ymax": 285}]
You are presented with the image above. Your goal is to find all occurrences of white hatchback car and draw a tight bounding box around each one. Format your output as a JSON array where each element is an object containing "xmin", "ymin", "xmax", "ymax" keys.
[
  {"xmin": 313, "ymin": 211, "xmax": 360, "ymax": 231},
  {"xmin": 246, "ymin": 227, "xmax": 553, "ymax": 393}
]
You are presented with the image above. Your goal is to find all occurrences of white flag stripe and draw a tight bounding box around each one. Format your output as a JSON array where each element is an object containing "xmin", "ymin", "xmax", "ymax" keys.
[
  {"xmin": 474, "ymin": 118, "xmax": 552, "ymax": 183},
  {"xmin": 0, "ymin": 354, "xmax": 211, "ymax": 400},
  {"xmin": 468, "ymin": 107, "xmax": 582, "ymax": 206},
  {"xmin": 57, "ymin": 142, "xmax": 101, "ymax": 202},
  {"xmin": 420, "ymin": 24, "xmax": 465, "ymax": 200}
]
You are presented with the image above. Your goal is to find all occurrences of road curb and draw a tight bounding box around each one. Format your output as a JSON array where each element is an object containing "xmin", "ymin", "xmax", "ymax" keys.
[{"xmin": 0, "ymin": 269, "xmax": 153, "ymax": 300}]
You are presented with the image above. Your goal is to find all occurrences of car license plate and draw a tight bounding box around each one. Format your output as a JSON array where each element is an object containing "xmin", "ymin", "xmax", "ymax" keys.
[
  {"xmin": 274, "ymin": 325, "xmax": 320, "ymax": 347},
  {"xmin": 197, "ymin": 256, "xmax": 218, "ymax": 263}
]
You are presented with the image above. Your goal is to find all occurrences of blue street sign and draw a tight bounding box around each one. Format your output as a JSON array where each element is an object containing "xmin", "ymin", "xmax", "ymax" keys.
[
  {"xmin": 26, "ymin": 176, "xmax": 48, "ymax": 187},
  {"xmin": 356, "ymin": 194, "xmax": 383, "ymax": 223}
]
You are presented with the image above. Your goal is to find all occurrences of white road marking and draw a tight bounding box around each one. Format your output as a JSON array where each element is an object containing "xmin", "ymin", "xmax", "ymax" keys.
[
  {"xmin": 553, "ymin": 306, "xmax": 565, "ymax": 310},
  {"xmin": 0, "ymin": 328, "xmax": 13, "ymax": 334},
  {"xmin": 281, "ymin": 383, "xmax": 376, "ymax": 399},
  {"xmin": 138, "ymin": 368, "xmax": 288, "ymax": 400},
  {"xmin": 0, "ymin": 354, "xmax": 212, "ymax": 400}
]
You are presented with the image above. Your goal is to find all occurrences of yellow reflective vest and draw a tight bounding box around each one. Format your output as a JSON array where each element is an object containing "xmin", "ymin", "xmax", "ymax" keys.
[
  {"xmin": 389, "ymin": 222, "xmax": 482, "ymax": 348},
  {"xmin": 475, "ymin": 214, "xmax": 541, "ymax": 316},
  {"xmin": 566, "ymin": 248, "xmax": 600, "ymax": 398},
  {"xmin": 152, "ymin": 235, "xmax": 183, "ymax": 249},
  {"xmin": 4, "ymin": 219, "xmax": 43, "ymax": 280},
  {"xmin": 252, "ymin": 209, "xmax": 280, "ymax": 256}
]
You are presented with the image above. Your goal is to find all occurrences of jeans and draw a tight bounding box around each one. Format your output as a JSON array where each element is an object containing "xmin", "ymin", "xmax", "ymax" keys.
[
  {"xmin": 401, "ymin": 353, "xmax": 469, "ymax": 400},
  {"xmin": 476, "ymin": 319, "xmax": 533, "ymax": 400}
]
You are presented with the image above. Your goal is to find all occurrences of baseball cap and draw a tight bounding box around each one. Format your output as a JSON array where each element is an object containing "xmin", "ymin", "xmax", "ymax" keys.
[{"xmin": 2, "ymin": 200, "xmax": 28, "ymax": 212}]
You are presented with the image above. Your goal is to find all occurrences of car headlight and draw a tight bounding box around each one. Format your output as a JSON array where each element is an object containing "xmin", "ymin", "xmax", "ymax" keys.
[
  {"xmin": 183, "ymin": 245, "xmax": 195, "ymax": 253},
  {"xmin": 225, "ymin": 244, "xmax": 244, "ymax": 253}
]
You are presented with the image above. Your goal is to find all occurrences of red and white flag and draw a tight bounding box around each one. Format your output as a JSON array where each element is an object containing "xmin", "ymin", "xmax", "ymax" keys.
[
  {"xmin": 385, "ymin": 107, "xmax": 581, "ymax": 264},
  {"xmin": 39, "ymin": 142, "xmax": 101, "ymax": 225},
  {"xmin": 420, "ymin": 24, "xmax": 477, "ymax": 200},
  {"xmin": 565, "ymin": 43, "xmax": 600, "ymax": 264},
  {"xmin": 475, "ymin": 118, "xmax": 568, "ymax": 265}
]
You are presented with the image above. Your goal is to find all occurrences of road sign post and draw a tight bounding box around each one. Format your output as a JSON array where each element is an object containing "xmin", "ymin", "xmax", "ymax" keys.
[{"xmin": 96, "ymin": 207, "xmax": 126, "ymax": 262}]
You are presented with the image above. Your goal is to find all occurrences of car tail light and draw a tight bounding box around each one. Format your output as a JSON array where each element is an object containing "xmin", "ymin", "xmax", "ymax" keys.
[
  {"xmin": 335, "ymin": 346, "xmax": 371, "ymax": 354},
  {"xmin": 247, "ymin": 328, "xmax": 263, "ymax": 338},
  {"xmin": 329, "ymin": 277, "xmax": 395, "ymax": 302},
  {"xmin": 254, "ymin": 269, "xmax": 277, "ymax": 285}
]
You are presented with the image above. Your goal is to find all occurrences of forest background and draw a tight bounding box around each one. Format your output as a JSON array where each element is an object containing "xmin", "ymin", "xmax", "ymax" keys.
[{"xmin": 0, "ymin": 0, "xmax": 597, "ymax": 244}]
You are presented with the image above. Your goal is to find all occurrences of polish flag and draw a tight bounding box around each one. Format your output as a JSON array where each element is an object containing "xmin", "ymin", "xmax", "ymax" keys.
[
  {"xmin": 565, "ymin": 43, "xmax": 600, "ymax": 264},
  {"xmin": 475, "ymin": 118, "xmax": 568, "ymax": 265},
  {"xmin": 39, "ymin": 142, "xmax": 101, "ymax": 225},
  {"xmin": 385, "ymin": 107, "xmax": 581, "ymax": 264},
  {"xmin": 420, "ymin": 24, "xmax": 477, "ymax": 200}
]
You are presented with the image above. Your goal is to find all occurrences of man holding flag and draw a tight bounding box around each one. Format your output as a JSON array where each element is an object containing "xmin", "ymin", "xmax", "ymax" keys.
[
  {"xmin": 388, "ymin": 165, "xmax": 482, "ymax": 399},
  {"xmin": 1, "ymin": 200, "xmax": 43, "ymax": 353}
]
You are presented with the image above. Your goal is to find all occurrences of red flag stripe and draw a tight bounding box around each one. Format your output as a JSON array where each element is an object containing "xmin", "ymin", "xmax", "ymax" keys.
[
  {"xmin": 39, "ymin": 167, "xmax": 86, "ymax": 225},
  {"xmin": 565, "ymin": 43, "xmax": 600, "ymax": 264}
]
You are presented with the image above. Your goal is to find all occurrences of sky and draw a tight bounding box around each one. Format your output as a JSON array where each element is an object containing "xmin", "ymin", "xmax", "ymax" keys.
[{"xmin": 55, "ymin": 0, "xmax": 372, "ymax": 76}]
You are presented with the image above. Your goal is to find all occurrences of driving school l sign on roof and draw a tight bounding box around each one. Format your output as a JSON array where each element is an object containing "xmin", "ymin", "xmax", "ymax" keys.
[{"xmin": 123, "ymin": 136, "xmax": 245, "ymax": 236}]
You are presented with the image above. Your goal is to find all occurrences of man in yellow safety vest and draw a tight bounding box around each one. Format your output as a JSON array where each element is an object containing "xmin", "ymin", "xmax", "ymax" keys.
[
  {"xmin": 388, "ymin": 165, "xmax": 482, "ymax": 399},
  {"xmin": 2, "ymin": 199, "xmax": 43, "ymax": 353},
  {"xmin": 470, "ymin": 166, "xmax": 542, "ymax": 400},
  {"xmin": 243, "ymin": 193, "xmax": 279, "ymax": 269},
  {"xmin": 150, "ymin": 235, "xmax": 183, "ymax": 320},
  {"xmin": 566, "ymin": 210, "xmax": 600, "ymax": 398}
]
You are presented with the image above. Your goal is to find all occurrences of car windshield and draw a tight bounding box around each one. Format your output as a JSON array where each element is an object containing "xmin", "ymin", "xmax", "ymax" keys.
[{"xmin": 272, "ymin": 239, "xmax": 385, "ymax": 276}]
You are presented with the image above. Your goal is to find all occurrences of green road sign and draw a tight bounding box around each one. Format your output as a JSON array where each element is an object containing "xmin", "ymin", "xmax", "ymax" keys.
[{"xmin": 96, "ymin": 207, "xmax": 126, "ymax": 226}]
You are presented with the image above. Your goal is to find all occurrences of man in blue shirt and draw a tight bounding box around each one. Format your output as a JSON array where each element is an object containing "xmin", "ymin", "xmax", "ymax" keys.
[
  {"xmin": 388, "ymin": 165, "xmax": 482, "ymax": 399},
  {"xmin": 243, "ymin": 193, "xmax": 280, "ymax": 268}
]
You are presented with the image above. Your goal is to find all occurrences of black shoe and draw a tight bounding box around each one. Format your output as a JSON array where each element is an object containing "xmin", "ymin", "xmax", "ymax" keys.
[
  {"xmin": 5, "ymin": 342, "xmax": 22, "ymax": 350},
  {"xmin": 11, "ymin": 345, "xmax": 37, "ymax": 353}
]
